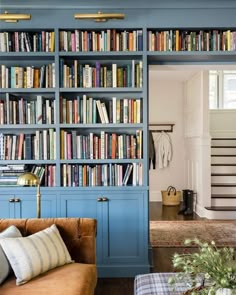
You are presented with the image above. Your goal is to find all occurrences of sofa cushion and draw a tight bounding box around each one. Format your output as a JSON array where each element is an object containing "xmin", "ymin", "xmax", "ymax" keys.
[
  {"xmin": 0, "ymin": 225, "xmax": 22, "ymax": 285},
  {"xmin": 0, "ymin": 263, "xmax": 97, "ymax": 295},
  {"xmin": 0, "ymin": 224, "xmax": 73, "ymax": 285}
]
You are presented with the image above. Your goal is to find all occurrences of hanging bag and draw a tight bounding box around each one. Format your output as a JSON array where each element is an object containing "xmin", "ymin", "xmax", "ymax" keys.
[{"xmin": 161, "ymin": 186, "xmax": 181, "ymax": 206}]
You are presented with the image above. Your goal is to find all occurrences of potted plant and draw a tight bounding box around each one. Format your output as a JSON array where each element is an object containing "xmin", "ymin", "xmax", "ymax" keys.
[{"xmin": 168, "ymin": 239, "xmax": 236, "ymax": 295}]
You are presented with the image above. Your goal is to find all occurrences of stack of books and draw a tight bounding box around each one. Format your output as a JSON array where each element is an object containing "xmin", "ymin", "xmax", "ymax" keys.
[{"xmin": 0, "ymin": 164, "xmax": 29, "ymax": 185}]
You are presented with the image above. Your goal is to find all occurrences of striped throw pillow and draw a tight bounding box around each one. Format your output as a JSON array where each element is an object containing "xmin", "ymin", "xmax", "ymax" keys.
[
  {"xmin": 0, "ymin": 224, "xmax": 73, "ymax": 285},
  {"xmin": 0, "ymin": 225, "xmax": 22, "ymax": 285}
]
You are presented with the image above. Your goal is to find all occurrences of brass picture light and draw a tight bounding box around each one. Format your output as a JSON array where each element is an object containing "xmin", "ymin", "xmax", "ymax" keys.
[
  {"xmin": 17, "ymin": 172, "xmax": 41, "ymax": 218},
  {"xmin": 74, "ymin": 11, "xmax": 125, "ymax": 22},
  {"xmin": 0, "ymin": 11, "xmax": 31, "ymax": 22}
]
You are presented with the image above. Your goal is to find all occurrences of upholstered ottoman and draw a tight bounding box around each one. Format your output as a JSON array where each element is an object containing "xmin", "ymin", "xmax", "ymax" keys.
[{"xmin": 134, "ymin": 272, "xmax": 189, "ymax": 295}]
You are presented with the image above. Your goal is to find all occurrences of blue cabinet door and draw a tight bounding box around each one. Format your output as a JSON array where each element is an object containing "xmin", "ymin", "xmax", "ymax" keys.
[
  {"xmin": 0, "ymin": 195, "xmax": 15, "ymax": 218},
  {"xmin": 100, "ymin": 191, "xmax": 149, "ymax": 277},
  {"xmin": 60, "ymin": 192, "xmax": 102, "ymax": 264},
  {"xmin": 14, "ymin": 192, "xmax": 57, "ymax": 218},
  {"xmin": 59, "ymin": 190, "xmax": 149, "ymax": 277}
]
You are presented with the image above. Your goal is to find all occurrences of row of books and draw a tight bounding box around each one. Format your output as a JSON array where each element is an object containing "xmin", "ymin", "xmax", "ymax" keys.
[
  {"xmin": 61, "ymin": 162, "xmax": 143, "ymax": 187},
  {"xmin": 59, "ymin": 29, "xmax": 143, "ymax": 52},
  {"xmin": 31, "ymin": 164, "xmax": 56, "ymax": 186},
  {"xmin": 60, "ymin": 59, "xmax": 143, "ymax": 88},
  {"xmin": 148, "ymin": 29, "xmax": 236, "ymax": 52},
  {"xmin": 60, "ymin": 95, "xmax": 142, "ymax": 124},
  {"xmin": 0, "ymin": 63, "xmax": 55, "ymax": 89},
  {"xmin": 0, "ymin": 130, "xmax": 56, "ymax": 160},
  {"xmin": 60, "ymin": 130, "xmax": 143, "ymax": 160},
  {"xmin": 0, "ymin": 31, "xmax": 55, "ymax": 53},
  {"xmin": 0, "ymin": 94, "xmax": 55, "ymax": 125}
]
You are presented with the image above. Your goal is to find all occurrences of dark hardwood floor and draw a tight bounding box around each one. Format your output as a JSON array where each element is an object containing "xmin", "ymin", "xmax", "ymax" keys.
[{"xmin": 95, "ymin": 202, "xmax": 202, "ymax": 295}]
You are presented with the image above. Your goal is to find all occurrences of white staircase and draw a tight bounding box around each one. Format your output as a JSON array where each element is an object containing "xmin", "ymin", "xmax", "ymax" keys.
[{"xmin": 205, "ymin": 138, "xmax": 236, "ymax": 219}]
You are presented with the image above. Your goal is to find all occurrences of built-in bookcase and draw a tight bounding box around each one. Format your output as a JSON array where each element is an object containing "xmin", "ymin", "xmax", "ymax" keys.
[{"xmin": 0, "ymin": 23, "xmax": 235, "ymax": 277}]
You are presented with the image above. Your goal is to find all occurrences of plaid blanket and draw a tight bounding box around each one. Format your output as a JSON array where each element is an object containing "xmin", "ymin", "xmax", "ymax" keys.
[{"xmin": 134, "ymin": 273, "xmax": 189, "ymax": 295}]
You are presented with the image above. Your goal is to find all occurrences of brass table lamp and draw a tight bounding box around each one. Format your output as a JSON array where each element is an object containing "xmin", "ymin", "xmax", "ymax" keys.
[{"xmin": 17, "ymin": 172, "xmax": 41, "ymax": 218}]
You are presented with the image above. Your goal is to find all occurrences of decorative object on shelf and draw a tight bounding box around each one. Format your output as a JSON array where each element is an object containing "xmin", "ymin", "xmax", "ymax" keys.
[
  {"xmin": 0, "ymin": 11, "xmax": 31, "ymax": 22},
  {"xmin": 17, "ymin": 172, "xmax": 41, "ymax": 218},
  {"xmin": 168, "ymin": 239, "xmax": 236, "ymax": 294},
  {"xmin": 74, "ymin": 11, "xmax": 125, "ymax": 22}
]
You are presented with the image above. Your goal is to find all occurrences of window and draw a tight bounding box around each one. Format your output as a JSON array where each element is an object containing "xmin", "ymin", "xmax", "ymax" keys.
[{"xmin": 209, "ymin": 70, "xmax": 236, "ymax": 109}]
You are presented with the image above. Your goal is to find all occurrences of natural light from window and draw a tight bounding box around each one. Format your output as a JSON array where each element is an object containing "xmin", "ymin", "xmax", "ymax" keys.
[{"xmin": 209, "ymin": 70, "xmax": 236, "ymax": 109}]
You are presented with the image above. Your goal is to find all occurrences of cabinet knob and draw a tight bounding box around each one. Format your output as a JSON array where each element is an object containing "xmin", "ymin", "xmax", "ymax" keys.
[
  {"xmin": 14, "ymin": 198, "xmax": 20, "ymax": 202},
  {"xmin": 9, "ymin": 198, "xmax": 15, "ymax": 203},
  {"xmin": 97, "ymin": 197, "xmax": 103, "ymax": 202},
  {"xmin": 102, "ymin": 197, "xmax": 108, "ymax": 202}
]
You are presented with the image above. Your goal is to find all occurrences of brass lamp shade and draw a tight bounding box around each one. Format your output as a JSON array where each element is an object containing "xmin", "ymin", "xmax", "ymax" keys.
[
  {"xmin": 17, "ymin": 172, "xmax": 41, "ymax": 218},
  {"xmin": 17, "ymin": 172, "xmax": 40, "ymax": 186}
]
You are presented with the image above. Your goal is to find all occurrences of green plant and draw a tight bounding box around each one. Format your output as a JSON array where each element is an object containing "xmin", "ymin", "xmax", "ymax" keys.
[{"xmin": 168, "ymin": 239, "xmax": 236, "ymax": 295}]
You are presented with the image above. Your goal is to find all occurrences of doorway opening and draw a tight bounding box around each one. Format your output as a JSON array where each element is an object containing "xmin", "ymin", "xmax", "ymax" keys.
[{"xmin": 148, "ymin": 64, "xmax": 236, "ymax": 220}]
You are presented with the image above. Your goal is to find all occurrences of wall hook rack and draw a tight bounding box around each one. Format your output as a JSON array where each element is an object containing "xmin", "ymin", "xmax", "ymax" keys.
[{"xmin": 149, "ymin": 123, "xmax": 175, "ymax": 133}]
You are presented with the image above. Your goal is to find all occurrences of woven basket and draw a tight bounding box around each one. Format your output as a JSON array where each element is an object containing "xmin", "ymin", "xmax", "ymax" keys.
[{"xmin": 161, "ymin": 186, "xmax": 181, "ymax": 206}]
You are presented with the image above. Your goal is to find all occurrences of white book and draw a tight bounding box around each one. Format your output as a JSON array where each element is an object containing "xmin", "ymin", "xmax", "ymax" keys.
[
  {"xmin": 63, "ymin": 164, "xmax": 67, "ymax": 187},
  {"xmin": 112, "ymin": 97, "xmax": 117, "ymax": 123},
  {"xmin": 76, "ymin": 135, "xmax": 81, "ymax": 159},
  {"xmin": 96, "ymin": 100, "xmax": 105, "ymax": 123},
  {"xmin": 36, "ymin": 95, "xmax": 43, "ymax": 123},
  {"xmin": 11, "ymin": 135, "xmax": 17, "ymax": 160},
  {"xmin": 1, "ymin": 65, "xmax": 6, "ymax": 88},
  {"xmin": 112, "ymin": 63, "xmax": 117, "ymax": 88},
  {"xmin": 138, "ymin": 163, "xmax": 143, "ymax": 186},
  {"xmin": 101, "ymin": 102, "xmax": 109, "ymax": 123},
  {"xmin": 43, "ymin": 130, "xmax": 48, "ymax": 160},
  {"xmin": 74, "ymin": 59, "xmax": 78, "ymax": 88},
  {"xmin": 49, "ymin": 128, "xmax": 54, "ymax": 160},
  {"xmin": 46, "ymin": 99, "xmax": 51, "ymax": 124},
  {"xmin": 52, "ymin": 63, "xmax": 55, "ymax": 88},
  {"xmin": 136, "ymin": 99, "xmax": 141, "ymax": 123},
  {"xmin": 100, "ymin": 131, "xmax": 105, "ymax": 159},
  {"xmin": 139, "ymin": 60, "xmax": 143, "ymax": 88},
  {"xmin": 123, "ymin": 98, "xmax": 128, "ymax": 123},
  {"xmin": 35, "ymin": 130, "xmax": 40, "ymax": 160},
  {"xmin": 82, "ymin": 94, "xmax": 87, "ymax": 124},
  {"xmin": 132, "ymin": 162, "xmax": 137, "ymax": 186},
  {"xmin": 89, "ymin": 132, "xmax": 94, "ymax": 159},
  {"xmin": 75, "ymin": 29, "xmax": 80, "ymax": 52}
]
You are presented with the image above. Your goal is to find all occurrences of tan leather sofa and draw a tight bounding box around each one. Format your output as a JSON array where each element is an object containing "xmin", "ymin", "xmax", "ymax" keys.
[{"xmin": 0, "ymin": 218, "xmax": 97, "ymax": 295}]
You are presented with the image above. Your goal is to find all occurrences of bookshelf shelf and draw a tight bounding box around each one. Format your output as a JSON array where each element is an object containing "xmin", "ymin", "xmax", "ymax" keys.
[
  {"xmin": 147, "ymin": 51, "xmax": 236, "ymax": 63},
  {"xmin": 59, "ymin": 87, "xmax": 143, "ymax": 92}
]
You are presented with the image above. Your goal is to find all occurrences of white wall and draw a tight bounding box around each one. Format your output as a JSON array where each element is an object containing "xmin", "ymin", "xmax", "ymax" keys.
[
  {"xmin": 184, "ymin": 71, "xmax": 211, "ymax": 216},
  {"xmin": 210, "ymin": 109, "xmax": 236, "ymax": 137},
  {"xmin": 149, "ymin": 69, "xmax": 185, "ymax": 201}
]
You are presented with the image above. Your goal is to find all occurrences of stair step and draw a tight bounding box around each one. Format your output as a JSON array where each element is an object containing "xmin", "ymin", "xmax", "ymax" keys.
[
  {"xmin": 205, "ymin": 206, "xmax": 236, "ymax": 211},
  {"xmin": 212, "ymin": 138, "xmax": 236, "ymax": 140},
  {"xmin": 211, "ymin": 173, "xmax": 236, "ymax": 176},
  {"xmin": 211, "ymin": 164, "xmax": 236, "ymax": 166},
  {"xmin": 211, "ymin": 194, "xmax": 236, "ymax": 199},
  {"xmin": 211, "ymin": 146, "xmax": 236, "ymax": 148},
  {"xmin": 211, "ymin": 166, "xmax": 236, "ymax": 174},
  {"xmin": 211, "ymin": 154, "xmax": 236, "ymax": 157},
  {"xmin": 211, "ymin": 183, "xmax": 236, "ymax": 187}
]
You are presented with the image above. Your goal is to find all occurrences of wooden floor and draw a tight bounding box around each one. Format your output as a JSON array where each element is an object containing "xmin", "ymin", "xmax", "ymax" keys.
[{"xmin": 95, "ymin": 202, "xmax": 203, "ymax": 295}]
